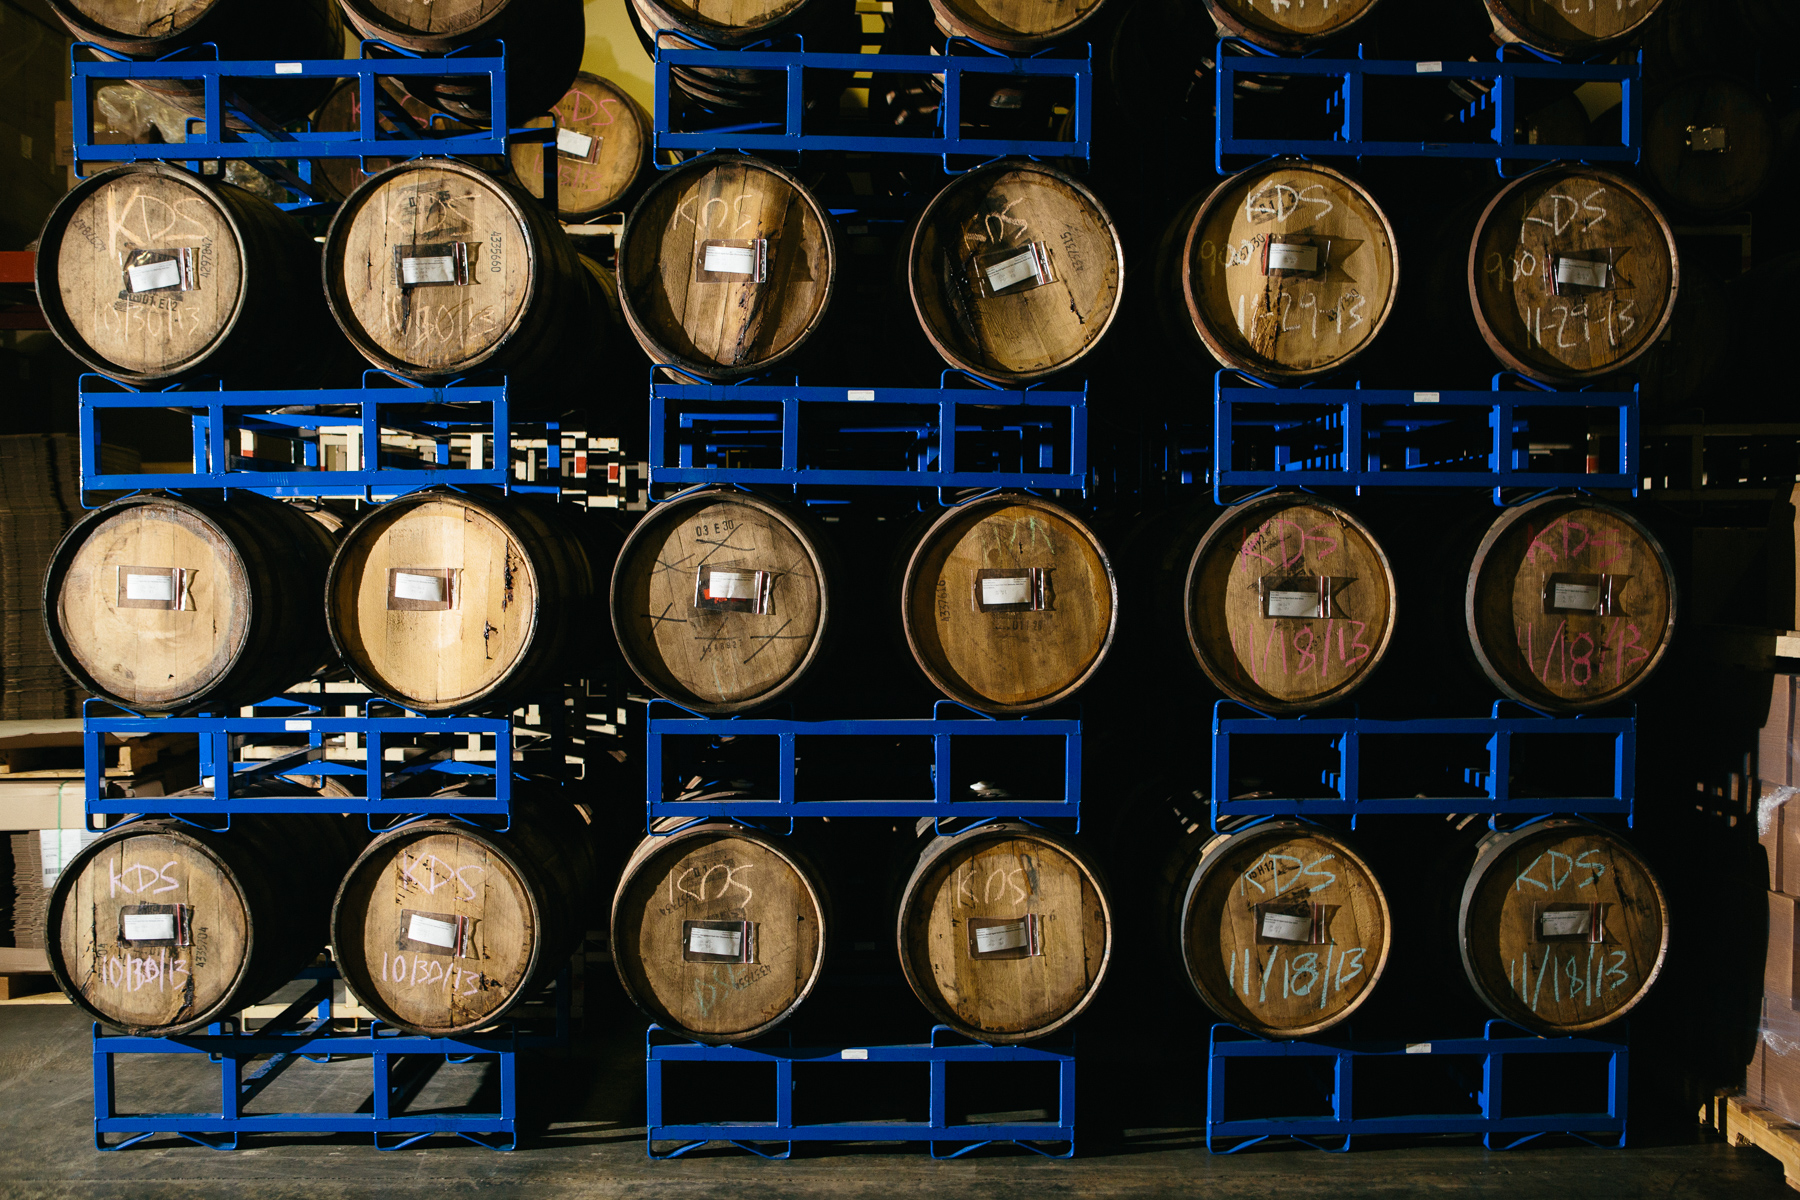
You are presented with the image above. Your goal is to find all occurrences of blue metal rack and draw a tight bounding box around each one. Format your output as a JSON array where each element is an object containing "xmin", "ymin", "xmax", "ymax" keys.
[
  {"xmin": 1211, "ymin": 701, "xmax": 1634, "ymax": 827},
  {"xmin": 94, "ymin": 966, "xmax": 568, "ymax": 1150},
  {"xmin": 1214, "ymin": 44, "xmax": 1639, "ymax": 172},
  {"xmin": 649, "ymin": 375, "xmax": 1087, "ymax": 493},
  {"xmin": 1207, "ymin": 1020, "xmax": 1627, "ymax": 1151},
  {"xmin": 1211, "ymin": 374, "xmax": 1639, "ymax": 504},
  {"xmin": 654, "ymin": 37, "xmax": 1090, "ymax": 162},
  {"xmin": 646, "ymin": 700, "xmax": 1080, "ymax": 827},
  {"xmin": 646, "ymin": 1025, "xmax": 1075, "ymax": 1158}
]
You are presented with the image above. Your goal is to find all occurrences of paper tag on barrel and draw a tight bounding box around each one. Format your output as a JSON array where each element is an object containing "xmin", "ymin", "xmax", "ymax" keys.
[
  {"xmin": 968, "ymin": 914, "xmax": 1042, "ymax": 959},
  {"xmin": 555, "ymin": 127, "xmax": 599, "ymax": 162},
  {"xmin": 1535, "ymin": 902, "xmax": 1610, "ymax": 944},
  {"xmin": 692, "ymin": 568, "xmax": 771, "ymax": 614},
  {"xmin": 388, "ymin": 568, "xmax": 456, "ymax": 611},
  {"xmin": 395, "ymin": 243, "xmax": 471, "ymax": 287},
  {"xmin": 116, "ymin": 566, "xmax": 194, "ymax": 611},
  {"xmin": 974, "ymin": 568, "xmax": 1049, "ymax": 613},
  {"xmin": 1542, "ymin": 572, "xmax": 1627, "ymax": 616},
  {"xmin": 118, "ymin": 904, "xmax": 191, "ymax": 946},
  {"xmin": 696, "ymin": 240, "xmax": 769, "ymax": 283},
  {"xmin": 1257, "ymin": 575, "xmax": 1349, "ymax": 620},
  {"xmin": 401, "ymin": 908, "xmax": 472, "ymax": 957},
  {"xmin": 683, "ymin": 919, "xmax": 756, "ymax": 963},
  {"xmin": 122, "ymin": 248, "xmax": 196, "ymax": 295},
  {"xmin": 1552, "ymin": 252, "xmax": 1617, "ymax": 295},
  {"xmin": 972, "ymin": 242, "xmax": 1055, "ymax": 298},
  {"xmin": 1263, "ymin": 237, "xmax": 1329, "ymax": 279},
  {"xmin": 1256, "ymin": 902, "xmax": 1332, "ymax": 945}
]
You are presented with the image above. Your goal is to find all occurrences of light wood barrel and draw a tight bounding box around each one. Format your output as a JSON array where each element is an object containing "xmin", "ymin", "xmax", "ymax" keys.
[
  {"xmin": 618, "ymin": 155, "xmax": 837, "ymax": 382},
  {"xmin": 1202, "ymin": 0, "xmax": 1383, "ymax": 53},
  {"xmin": 46, "ymin": 815, "xmax": 364, "ymax": 1035},
  {"xmin": 1162, "ymin": 160, "xmax": 1398, "ymax": 382},
  {"xmin": 1469, "ymin": 165, "xmax": 1678, "ymax": 383},
  {"xmin": 1484, "ymin": 0, "xmax": 1663, "ymax": 57},
  {"xmin": 1177, "ymin": 822, "xmax": 1390, "ymax": 1038},
  {"xmin": 322, "ymin": 158, "xmax": 617, "ymax": 385},
  {"xmin": 325, "ymin": 489, "xmax": 602, "ymax": 715},
  {"xmin": 509, "ymin": 74, "xmax": 653, "ymax": 222},
  {"xmin": 1185, "ymin": 493, "xmax": 1396, "ymax": 713},
  {"xmin": 610, "ymin": 488, "xmax": 832, "ymax": 714},
  {"xmin": 612, "ymin": 822, "xmax": 828, "ymax": 1044},
  {"xmin": 337, "ymin": 0, "xmax": 586, "ymax": 123},
  {"xmin": 1465, "ymin": 496, "xmax": 1676, "ymax": 712},
  {"xmin": 331, "ymin": 799, "xmax": 598, "ymax": 1036},
  {"xmin": 1459, "ymin": 820, "xmax": 1668, "ymax": 1034},
  {"xmin": 44, "ymin": 492, "xmax": 336, "ymax": 714},
  {"xmin": 909, "ymin": 160, "xmax": 1123, "ymax": 383},
  {"xmin": 46, "ymin": 0, "xmax": 343, "ymax": 127},
  {"xmin": 36, "ymin": 164, "xmax": 335, "ymax": 384},
  {"xmin": 897, "ymin": 822, "xmax": 1111, "ymax": 1043},
  {"xmin": 902, "ymin": 494, "xmax": 1116, "ymax": 714},
  {"xmin": 928, "ymin": 0, "xmax": 1110, "ymax": 53},
  {"xmin": 1643, "ymin": 77, "xmax": 1775, "ymax": 216}
]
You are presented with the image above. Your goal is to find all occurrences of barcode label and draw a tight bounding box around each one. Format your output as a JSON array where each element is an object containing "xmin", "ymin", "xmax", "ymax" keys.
[
  {"xmin": 123, "ymin": 913, "xmax": 176, "ymax": 941},
  {"xmin": 408, "ymin": 914, "xmax": 459, "ymax": 949},
  {"xmin": 984, "ymin": 248, "xmax": 1042, "ymax": 292},
  {"xmin": 556, "ymin": 128, "xmax": 595, "ymax": 158},
  {"xmin": 688, "ymin": 927, "xmax": 743, "ymax": 957},
  {"xmin": 1555, "ymin": 258, "xmax": 1610, "ymax": 289},
  {"xmin": 125, "ymin": 572, "xmax": 173, "ymax": 602},
  {"xmin": 1553, "ymin": 582, "xmax": 1601, "ymax": 611},
  {"xmin": 1267, "ymin": 590, "xmax": 1320, "ymax": 619},
  {"xmin": 1261, "ymin": 911, "xmax": 1313, "ymax": 942},
  {"xmin": 1540, "ymin": 910, "xmax": 1590, "ymax": 938},
  {"xmin": 981, "ymin": 577, "xmax": 1032, "ymax": 606},
  {"xmin": 1268, "ymin": 242, "xmax": 1319, "ymax": 272},
  {"xmin": 1416, "ymin": 61, "xmax": 1443, "ymax": 73},
  {"xmin": 1413, "ymin": 392, "xmax": 1440, "ymax": 404},
  {"xmin": 126, "ymin": 259, "xmax": 183, "ymax": 293},
  {"xmin": 275, "ymin": 62, "xmax": 303, "ymax": 74},
  {"xmin": 394, "ymin": 572, "xmax": 447, "ymax": 602},
  {"xmin": 974, "ymin": 921, "xmax": 1029, "ymax": 953},
  {"xmin": 703, "ymin": 244, "xmax": 757, "ymax": 275},
  {"xmin": 847, "ymin": 390, "xmax": 875, "ymax": 402}
]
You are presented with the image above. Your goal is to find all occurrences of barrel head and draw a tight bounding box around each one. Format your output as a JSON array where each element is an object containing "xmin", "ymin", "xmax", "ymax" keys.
[
  {"xmin": 1204, "ymin": 0, "xmax": 1382, "ymax": 51},
  {"xmin": 511, "ymin": 74, "xmax": 648, "ymax": 220},
  {"xmin": 929, "ymin": 0, "xmax": 1107, "ymax": 51}
]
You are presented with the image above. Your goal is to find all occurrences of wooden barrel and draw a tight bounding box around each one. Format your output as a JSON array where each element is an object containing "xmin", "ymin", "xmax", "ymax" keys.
[
  {"xmin": 322, "ymin": 158, "xmax": 617, "ymax": 386},
  {"xmin": 509, "ymin": 74, "xmax": 653, "ymax": 222},
  {"xmin": 617, "ymin": 154, "xmax": 837, "ymax": 382},
  {"xmin": 928, "ymin": 0, "xmax": 1110, "ymax": 53},
  {"xmin": 610, "ymin": 488, "xmax": 832, "ymax": 714},
  {"xmin": 908, "ymin": 160, "xmax": 1123, "ymax": 384},
  {"xmin": 1459, "ymin": 820, "xmax": 1668, "ymax": 1034},
  {"xmin": 1176, "ymin": 821, "xmax": 1390, "ymax": 1038},
  {"xmin": 331, "ymin": 798, "xmax": 598, "ymax": 1036},
  {"xmin": 1201, "ymin": 0, "xmax": 1383, "ymax": 53},
  {"xmin": 897, "ymin": 822, "xmax": 1111, "ymax": 1043},
  {"xmin": 36, "ymin": 164, "xmax": 337, "ymax": 385},
  {"xmin": 1160, "ymin": 160, "xmax": 1398, "ymax": 382},
  {"xmin": 46, "ymin": 815, "xmax": 364, "ymax": 1035},
  {"xmin": 1465, "ymin": 496, "xmax": 1676, "ymax": 712},
  {"xmin": 1643, "ymin": 77, "xmax": 1774, "ymax": 216},
  {"xmin": 901, "ymin": 494, "xmax": 1116, "ymax": 714},
  {"xmin": 46, "ymin": 0, "xmax": 342, "ymax": 128},
  {"xmin": 1184, "ymin": 493, "xmax": 1396, "ymax": 713},
  {"xmin": 1484, "ymin": 0, "xmax": 1663, "ymax": 57},
  {"xmin": 307, "ymin": 80, "xmax": 497, "ymax": 204},
  {"xmin": 623, "ymin": 0, "xmax": 835, "ymax": 115},
  {"xmin": 324, "ymin": 488, "xmax": 603, "ymax": 715},
  {"xmin": 43, "ymin": 491, "xmax": 336, "ymax": 714},
  {"xmin": 337, "ymin": 0, "xmax": 585, "ymax": 123},
  {"xmin": 1468, "ymin": 165, "xmax": 1678, "ymax": 383},
  {"xmin": 611, "ymin": 821, "xmax": 829, "ymax": 1044}
]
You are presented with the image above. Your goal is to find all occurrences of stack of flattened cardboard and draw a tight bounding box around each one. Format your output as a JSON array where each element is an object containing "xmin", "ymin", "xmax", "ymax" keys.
[
  {"xmin": 1751, "ymin": 675, "xmax": 1800, "ymax": 1116},
  {"xmin": 0, "ymin": 433, "xmax": 80, "ymax": 721}
]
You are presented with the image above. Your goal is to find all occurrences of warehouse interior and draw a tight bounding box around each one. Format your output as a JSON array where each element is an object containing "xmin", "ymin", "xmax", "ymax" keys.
[{"xmin": 1, "ymin": 0, "xmax": 1798, "ymax": 1194}]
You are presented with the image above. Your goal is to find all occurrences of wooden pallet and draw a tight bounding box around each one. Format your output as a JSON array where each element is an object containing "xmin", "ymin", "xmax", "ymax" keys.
[{"xmin": 1722, "ymin": 1096, "xmax": 1800, "ymax": 1192}]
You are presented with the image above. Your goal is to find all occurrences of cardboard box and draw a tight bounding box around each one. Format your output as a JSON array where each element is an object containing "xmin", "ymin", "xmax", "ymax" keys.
[
  {"xmin": 1763, "ymin": 783, "xmax": 1800, "ymax": 896},
  {"xmin": 1747, "ymin": 895, "xmax": 1800, "ymax": 1122}
]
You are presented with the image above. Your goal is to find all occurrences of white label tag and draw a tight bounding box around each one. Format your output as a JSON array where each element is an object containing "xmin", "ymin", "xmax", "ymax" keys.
[
  {"xmin": 284, "ymin": 719, "xmax": 312, "ymax": 732},
  {"xmin": 125, "ymin": 572, "xmax": 174, "ymax": 602},
  {"xmin": 408, "ymin": 914, "xmax": 459, "ymax": 949},
  {"xmin": 703, "ymin": 244, "xmax": 757, "ymax": 275},
  {"xmin": 708, "ymin": 570, "xmax": 757, "ymax": 601},
  {"xmin": 126, "ymin": 259, "xmax": 183, "ymax": 293},
  {"xmin": 688, "ymin": 927, "xmax": 743, "ymax": 957},
  {"xmin": 1553, "ymin": 582, "xmax": 1601, "ymax": 611},
  {"xmin": 1261, "ymin": 911, "xmax": 1313, "ymax": 942},
  {"xmin": 1405, "ymin": 1043, "xmax": 1432, "ymax": 1054},
  {"xmin": 1416, "ymin": 61, "xmax": 1443, "ymax": 73},
  {"xmin": 275, "ymin": 62, "xmax": 303, "ymax": 74},
  {"xmin": 1555, "ymin": 258, "xmax": 1610, "ymax": 289},
  {"xmin": 983, "ymin": 248, "xmax": 1042, "ymax": 292},
  {"xmin": 841, "ymin": 1048, "xmax": 869, "ymax": 1060},
  {"xmin": 847, "ymin": 389, "xmax": 875, "ymax": 402},
  {"xmin": 555, "ymin": 127, "xmax": 595, "ymax": 158},
  {"xmin": 394, "ymin": 572, "xmax": 447, "ymax": 602},
  {"xmin": 123, "ymin": 913, "xmax": 176, "ymax": 941},
  {"xmin": 981, "ymin": 577, "xmax": 1033, "ymax": 606},
  {"xmin": 1268, "ymin": 590, "xmax": 1320, "ymax": 619},
  {"xmin": 401, "ymin": 256, "xmax": 457, "ymax": 285},
  {"xmin": 1540, "ymin": 910, "xmax": 1590, "ymax": 938},
  {"xmin": 1268, "ymin": 242, "xmax": 1319, "ymax": 272},
  {"xmin": 1413, "ymin": 392, "xmax": 1440, "ymax": 404},
  {"xmin": 975, "ymin": 921, "xmax": 1029, "ymax": 953}
]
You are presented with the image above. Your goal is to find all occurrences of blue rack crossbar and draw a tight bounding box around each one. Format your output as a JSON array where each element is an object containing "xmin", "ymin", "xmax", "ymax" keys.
[
  {"xmin": 78, "ymin": 378, "xmax": 557, "ymax": 500},
  {"xmin": 1212, "ymin": 375, "xmax": 1638, "ymax": 504},
  {"xmin": 649, "ymin": 381, "xmax": 1087, "ymax": 491},
  {"xmin": 1211, "ymin": 701, "xmax": 1634, "ymax": 825},
  {"xmin": 1207, "ymin": 1021, "xmax": 1626, "ymax": 1151},
  {"xmin": 83, "ymin": 709, "xmax": 513, "ymax": 818},
  {"xmin": 646, "ymin": 1025, "xmax": 1075, "ymax": 1158},
  {"xmin": 646, "ymin": 701, "xmax": 1080, "ymax": 825},
  {"xmin": 94, "ymin": 967, "xmax": 566, "ymax": 1150},
  {"xmin": 1215, "ymin": 45, "xmax": 1639, "ymax": 172},
  {"xmin": 654, "ymin": 42, "xmax": 1090, "ymax": 161}
]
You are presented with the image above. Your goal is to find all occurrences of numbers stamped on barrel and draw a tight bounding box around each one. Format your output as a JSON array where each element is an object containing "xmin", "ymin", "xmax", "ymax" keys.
[
  {"xmin": 97, "ymin": 947, "xmax": 190, "ymax": 995},
  {"xmin": 690, "ymin": 962, "xmax": 774, "ymax": 1016}
]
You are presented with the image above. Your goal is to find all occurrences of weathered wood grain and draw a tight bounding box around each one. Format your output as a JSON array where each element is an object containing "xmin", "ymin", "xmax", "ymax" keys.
[
  {"xmin": 1485, "ymin": 0, "xmax": 1662, "ymax": 56},
  {"xmin": 1204, "ymin": 0, "xmax": 1383, "ymax": 51},
  {"xmin": 510, "ymin": 73, "xmax": 651, "ymax": 221},
  {"xmin": 929, "ymin": 0, "xmax": 1109, "ymax": 53}
]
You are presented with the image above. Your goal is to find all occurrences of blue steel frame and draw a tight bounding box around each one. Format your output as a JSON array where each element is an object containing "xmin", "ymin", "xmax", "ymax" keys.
[
  {"xmin": 1207, "ymin": 1020, "xmax": 1626, "ymax": 1152},
  {"xmin": 646, "ymin": 700, "xmax": 1081, "ymax": 828},
  {"xmin": 1214, "ymin": 44, "xmax": 1639, "ymax": 173},
  {"xmin": 653, "ymin": 37, "xmax": 1091, "ymax": 163},
  {"xmin": 93, "ymin": 967, "xmax": 568, "ymax": 1151},
  {"xmin": 1211, "ymin": 701, "xmax": 1634, "ymax": 827},
  {"xmin": 78, "ymin": 376, "xmax": 558, "ymax": 501},
  {"xmin": 83, "ymin": 700, "xmax": 513, "ymax": 822},
  {"xmin": 646, "ymin": 1024, "xmax": 1075, "ymax": 1158},
  {"xmin": 1212, "ymin": 374, "xmax": 1639, "ymax": 504},
  {"xmin": 649, "ymin": 375, "xmax": 1088, "ymax": 492}
]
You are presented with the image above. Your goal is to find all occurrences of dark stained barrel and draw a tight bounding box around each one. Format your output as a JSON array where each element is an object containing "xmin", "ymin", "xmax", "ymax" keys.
[
  {"xmin": 1483, "ymin": 0, "xmax": 1663, "ymax": 58},
  {"xmin": 46, "ymin": 814, "xmax": 365, "ymax": 1035},
  {"xmin": 43, "ymin": 491, "xmax": 336, "ymax": 714},
  {"xmin": 1643, "ymin": 77, "xmax": 1775, "ymax": 216},
  {"xmin": 509, "ymin": 73, "xmax": 653, "ymax": 222},
  {"xmin": 1201, "ymin": 0, "xmax": 1384, "ymax": 54},
  {"xmin": 928, "ymin": 0, "xmax": 1112, "ymax": 54}
]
